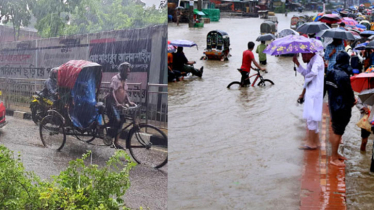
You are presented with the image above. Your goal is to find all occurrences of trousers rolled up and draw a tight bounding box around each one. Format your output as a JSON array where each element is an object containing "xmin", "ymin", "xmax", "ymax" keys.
[{"xmin": 182, "ymin": 64, "xmax": 202, "ymax": 77}]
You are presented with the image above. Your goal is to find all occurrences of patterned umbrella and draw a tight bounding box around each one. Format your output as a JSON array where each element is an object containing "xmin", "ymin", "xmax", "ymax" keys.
[
  {"xmin": 339, "ymin": 17, "xmax": 358, "ymax": 26},
  {"xmin": 319, "ymin": 14, "xmax": 341, "ymax": 24},
  {"xmin": 263, "ymin": 35, "xmax": 324, "ymax": 56}
]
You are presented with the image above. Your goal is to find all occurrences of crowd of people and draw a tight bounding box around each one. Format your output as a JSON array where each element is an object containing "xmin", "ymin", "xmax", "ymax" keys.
[{"xmin": 290, "ymin": 29, "xmax": 374, "ymax": 167}]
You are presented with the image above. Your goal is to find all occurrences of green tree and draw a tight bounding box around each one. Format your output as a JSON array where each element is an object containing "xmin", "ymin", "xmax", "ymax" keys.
[
  {"xmin": 32, "ymin": 0, "xmax": 98, "ymax": 38},
  {"xmin": 0, "ymin": 0, "xmax": 35, "ymax": 41}
]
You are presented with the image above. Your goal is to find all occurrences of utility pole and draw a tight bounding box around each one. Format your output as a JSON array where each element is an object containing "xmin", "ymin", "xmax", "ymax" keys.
[{"xmin": 189, "ymin": 0, "xmax": 194, "ymax": 28}]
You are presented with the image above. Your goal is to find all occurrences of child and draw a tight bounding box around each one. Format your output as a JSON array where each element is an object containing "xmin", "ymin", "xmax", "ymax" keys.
[{"xmin": 256, "ymin": 41, "xmax": 267, "ymax": 65}]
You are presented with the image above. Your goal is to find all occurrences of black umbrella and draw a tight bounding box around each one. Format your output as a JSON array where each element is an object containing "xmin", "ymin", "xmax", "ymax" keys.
[
  {"xmin": 365, "ymin": 40, "xmax": 374, "ymax": 49},
  {"xmin": 316, "ymin": 28, "xmax": 355, "ymax": 40},
  {"xmin": 256, "ymin": 34, "xmax": 276, "ymax": 41},
  {"xmin": 296, "ymin": 22, "xmax": 330, "ymax": 34}
]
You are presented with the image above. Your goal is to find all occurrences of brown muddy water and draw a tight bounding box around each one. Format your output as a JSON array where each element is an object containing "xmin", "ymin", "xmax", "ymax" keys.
[{"xmin": 168, "ymin": 12, "xmax": 374, "ymax": 210}]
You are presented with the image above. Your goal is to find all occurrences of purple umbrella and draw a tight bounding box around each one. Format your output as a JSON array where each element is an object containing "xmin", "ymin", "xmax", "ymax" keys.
[
  {"xmin": 170, "ymin": 39, "xmax": 198, "ymax": 49},
  {"xmin": 263, "ymin": 35, "xmax": 324, "ymax": 56}
]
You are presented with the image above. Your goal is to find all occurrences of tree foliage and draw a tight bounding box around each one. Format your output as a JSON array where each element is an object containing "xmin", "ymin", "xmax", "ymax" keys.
[
  {"xmin": 0, "ymin": 0, "xmax": 35, "ymax": 41},
  {"xmin": 0, "ymin": 145, "xmax": 136, "ymax": 209},
  {"xmin": 32, "ymin": 0, "xmax": 167, "ymax": 38}
]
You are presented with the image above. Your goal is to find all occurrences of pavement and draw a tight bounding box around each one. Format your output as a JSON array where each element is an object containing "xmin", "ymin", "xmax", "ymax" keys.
[
  {"xmin": 300, "ymin": 103, "xmax": 346, "ymax": 210},
  {"xmin": 0, "ymin": 116, "xmax": 167, "ymax": 210}
]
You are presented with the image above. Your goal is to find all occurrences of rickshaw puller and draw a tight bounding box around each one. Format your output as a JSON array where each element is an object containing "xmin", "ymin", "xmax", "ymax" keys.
[
  {"xmin": 42, "ymin": 67, "xmax": 59, "ymax": 102},
  {"xmin": 106, "ymin": 62, "xmax": 136, "ymax": 149}
]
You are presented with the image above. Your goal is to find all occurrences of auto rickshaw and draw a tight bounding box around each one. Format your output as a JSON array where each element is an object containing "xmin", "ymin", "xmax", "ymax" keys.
[
  {"xmin": 201, "ymin": 30, "xmax": 231, "ymax": 61},
  {"xmin": 291, "ymin": 16, "xmax": 299, "ymax": 29},
  {"xmin": 260, "ymin": 21, "xmax": 277, "ymax": 35}
]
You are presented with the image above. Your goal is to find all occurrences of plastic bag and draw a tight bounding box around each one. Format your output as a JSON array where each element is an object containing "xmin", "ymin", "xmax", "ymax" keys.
[{"xmin": 357, "ymin": 114, "xmax": 372, "ymax": 132}]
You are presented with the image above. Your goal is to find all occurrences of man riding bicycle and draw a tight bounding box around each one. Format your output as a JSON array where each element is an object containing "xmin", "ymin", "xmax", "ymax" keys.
[
  {"xmin": 106, "ymin": 62, "xmax": 136, "ymax": 149},
  {"xmin": 240, "ymin": 41, "xmax": 266, "ymax": 86}
]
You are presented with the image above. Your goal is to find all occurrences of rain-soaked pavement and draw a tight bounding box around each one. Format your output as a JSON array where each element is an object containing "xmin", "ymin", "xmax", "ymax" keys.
[
  {"xmin": 0, "ymin": 116, "xmax": 167, "ymax": 210},
  {"xmin": 168, "ymin": 12, "xmax": 374, "ymax": 209}
]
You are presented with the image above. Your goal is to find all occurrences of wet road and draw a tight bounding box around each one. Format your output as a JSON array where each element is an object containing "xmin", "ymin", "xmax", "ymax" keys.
[
  {"xmin": 168, "ymin": 12, "xmax": 374, "ymax": 209},
  {"xmin": 0, "ymin": 116, "xmax": 167, "ymax": 210}
]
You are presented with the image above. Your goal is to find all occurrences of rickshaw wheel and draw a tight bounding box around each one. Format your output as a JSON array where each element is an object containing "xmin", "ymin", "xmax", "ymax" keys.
[
  {"xmin": 127, "ymin": 124, "xmax": 168, "ymax": 168},
  {"xmin": 73, "ymin": 128, "xmax": 96, "ymax": 143},
  {"xmin": 39, "ymin": 115, "xmax": 66, "ymax": 151}
]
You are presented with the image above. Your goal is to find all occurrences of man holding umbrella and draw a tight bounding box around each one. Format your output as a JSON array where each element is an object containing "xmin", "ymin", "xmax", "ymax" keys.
[{"xmin": 293, "ymin": 46, "xmax": 325, "ymax": 150}]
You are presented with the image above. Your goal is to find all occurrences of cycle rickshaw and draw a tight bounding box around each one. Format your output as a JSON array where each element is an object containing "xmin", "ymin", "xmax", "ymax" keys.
[
  {"xmin": 201, "ymin": 30, "xmax": 231, "ymax": 61},
  {"xmin": 39, "ymin": 60, "xmax": 168, "ymax": 168}
]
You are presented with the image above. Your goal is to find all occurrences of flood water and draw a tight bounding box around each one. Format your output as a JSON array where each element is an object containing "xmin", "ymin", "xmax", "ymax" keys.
[{"xmin": 168, "ymin": 12, "xmax": 374, "ymax": 209}]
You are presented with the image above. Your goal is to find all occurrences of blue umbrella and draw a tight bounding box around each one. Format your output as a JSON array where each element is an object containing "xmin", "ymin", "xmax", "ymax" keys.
[
  {"xmin": 168, "ymin": 44, "xmax": 177, "ymax": 53},
  {"xmin": 356, "ymin": 24, "xmax": 367, "ymax": 29},
  {"xmin": 170, "ymin": 40, "xmax": 198, "ymax": 49},
  {"xmin": 350, "ymin": 6, "xmax": 357, "ymax": 10},
  {"xmin": 360, "ymin": 31, "xmax": 374, "ymax": 36},
  {"xmin": 354, "ymin": 42, "xmax": 368, "ymax": 50}
]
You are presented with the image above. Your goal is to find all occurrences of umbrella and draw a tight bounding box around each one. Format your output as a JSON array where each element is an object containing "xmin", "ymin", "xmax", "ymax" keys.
[
  {"xmin": 170, "ymin": 39, "xmax": 198, "ymax": 49},
  {"xmin": 176, "ymin": 6, "xmax": 184, "ymax": 9},
  {"xmin": 168, "ymin": 44, "xmax": 177, "ymax": 53},
  {"xmin": 356, "ymin": 17, "xmax": 364, "ymax": 21},
  {"xmin": 354, "ymin": 35, "xmax": 362, "ymax": 40},
  {"xmin": 316, "ymin": 28, "xmax": 355, "ymax": 40},
  {"xmin": 348, "ymin": 30, "xmax": 360, "ymax": 36},
  {"xmin": 263, "ymin": 35, "xmax": 324, "ymax": 56},
  {"xmin": 278, "ymin": 29, "xmax": 299, "ymax": 38},
  {"xmin": 360, "ymin": 31, "xmax": 374, "ymax": 37},
  {"xmin": 366, "ymin": 40, "xmax": 374, "ymax": 49},
  {"xmin": 349, "ymin": 6, "xmax": 357, "ymax": 10},
  {"xmin": 358, "ymin": 89, "xmax": 374, "ymax": 106},
  {"xmin": 296, "ymin": 22, "xmax": 330, "ymax": 34},
  {"xmin": 369, "ymin": 35, "xmax": 374, "ymax": 40},
  {"xmin": 354, "ymin": 42, "xmax": 368, "ymax": 50},
  {"xmin": 256, "ymin": 34, "xmax": 276, "ymax": 41},
  {"xmin": 355, "ymin": 24, "xmax": 367, "ymax": 29},
  {"xmin": 351, "ymin": 72, "xmax": 374, "ymax": 92},
  {"xmin": 340, "ymin": 17, "xmax": 358, "ymax": 26},
  {"xmin": 319, "ymin": 14, "xmax": 342, "ymax": 24}
]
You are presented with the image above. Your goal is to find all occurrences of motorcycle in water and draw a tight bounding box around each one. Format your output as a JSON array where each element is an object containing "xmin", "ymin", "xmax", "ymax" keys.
[{"xmin": 30, "ymin": 92, "xmax": 54, "ymax": 125}]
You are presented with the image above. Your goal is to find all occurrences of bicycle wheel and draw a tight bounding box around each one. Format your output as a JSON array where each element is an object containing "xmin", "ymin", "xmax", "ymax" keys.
[
  {"xmin": 258, "ymin": 79, "xmax": 274, "ymax": 87},
  {"xmin": 31, "ymin": 104, "xmax": 46, "ymax": 125},
  {"xmin": 39, "ymin": 115, "xmax": 66, "ymax": 151},
  {"xmin": 227, "ymin": 81, "xmax": 242, "ymax": 89},
  {"xmin": 128, "ymin": 124, "xmax": 168, "ymax": 168}
]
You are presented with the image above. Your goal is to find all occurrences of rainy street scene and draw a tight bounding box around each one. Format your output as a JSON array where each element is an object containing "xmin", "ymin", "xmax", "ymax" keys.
[
  {"xmin": 0, "ymin": 0, "xmax": 167, "ymax": 209},
  {"xmin": 168, "ymin": 1, "xmax": 374, "ymax": 209}
]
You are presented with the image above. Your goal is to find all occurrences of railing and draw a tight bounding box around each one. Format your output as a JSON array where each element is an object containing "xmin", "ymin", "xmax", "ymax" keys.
[{"xmin": 0, "ymin": 78, "xmax": 168, "ymax": 129}]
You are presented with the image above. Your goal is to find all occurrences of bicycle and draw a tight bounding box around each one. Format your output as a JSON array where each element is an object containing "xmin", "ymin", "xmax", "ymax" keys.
[
  {"xmin": 227, "ymin": 68, "xmax": 274, "ymax": 89},
  {"xmin": 40, "ymin": 104, "xmax": 168, "ymax": 168}
]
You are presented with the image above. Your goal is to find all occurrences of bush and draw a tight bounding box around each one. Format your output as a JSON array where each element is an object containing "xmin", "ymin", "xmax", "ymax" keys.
[{"xmin": 0, "ymin": 145, "xmax": 136, "ymax": 209}]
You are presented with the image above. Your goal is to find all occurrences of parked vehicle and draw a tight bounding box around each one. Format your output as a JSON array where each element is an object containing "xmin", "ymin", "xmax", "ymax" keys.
[
  {"xmin": 30, "ymin": 91, "xmax": 54, "ymax": 125},
  {"xmin": 261, "ymin": 20, "xmax": 277, "ymax": 35},
  {"xmin": 201, "ymin": 30, "xmax": 231, "ymax": 61},
  {"xmin": 0, "ymin": 94, "xmax": 7, "ymax": 128}
]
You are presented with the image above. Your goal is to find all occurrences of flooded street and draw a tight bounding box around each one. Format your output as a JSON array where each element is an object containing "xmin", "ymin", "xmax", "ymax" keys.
[{"xmin": 168, "ymin": 12, "xmax": 374, "ymax": 209}]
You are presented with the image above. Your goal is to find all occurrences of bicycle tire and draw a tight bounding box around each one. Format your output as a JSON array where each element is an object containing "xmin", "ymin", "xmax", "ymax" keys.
[
  {"xmin": 258, "ymin": 79, "xmax": 274, "ymax": 87},
  {"xmin": 127, "ymin": 124, "xmax": 168, "ymax": 168},
  {"xmin": 227, "ymin": 81, "xmax": 242, "ymax": 89},
  {"xmin": 39, "ymin": 115, "xmax": 66, "ymax": 151},
  {"xmin": 74, "ymin": 128, "xmax": 96, "ymax": 143}
]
